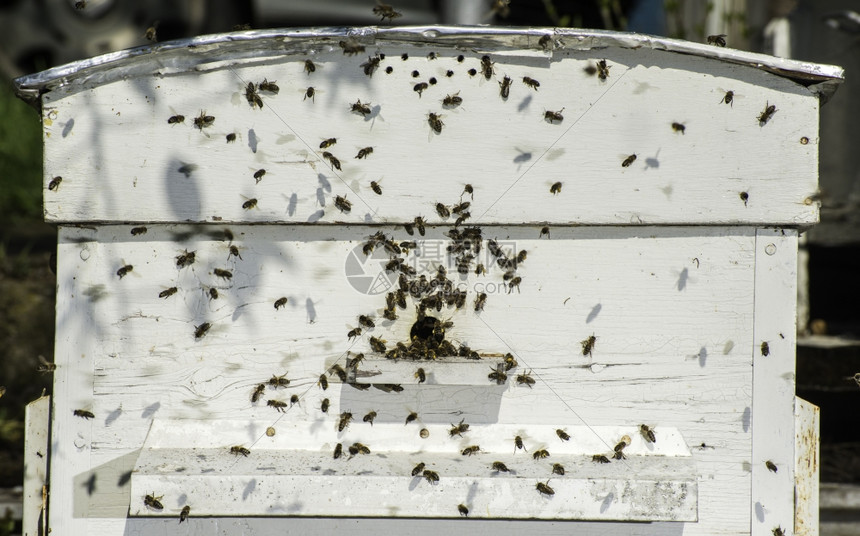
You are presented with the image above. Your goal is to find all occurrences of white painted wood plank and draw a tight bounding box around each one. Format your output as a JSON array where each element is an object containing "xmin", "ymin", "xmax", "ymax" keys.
[
  {"xmin": 23, "ymin": 395, "xmax": 49, "ymax": 536},
  {"xmin": 751, "ymin": 228, "xmax": 798, "ymax": 535},
  {"xmin": 42, "ymin": 44, "xmax": 819, "ymax": 225},
  {"xmin": 794, "ymin": 397, "xmax": 819, "ymax": 536}
]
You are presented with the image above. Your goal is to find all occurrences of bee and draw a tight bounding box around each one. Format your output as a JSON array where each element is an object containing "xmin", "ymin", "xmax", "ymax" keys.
[
  {"xmin": 115, "ymin": 264, "xmax": 133, "ymax": 279},
  {"xmin": 214, "ymin": 268, "xmax": 232, "ymax": 280},
  {"xmin": 533, "ymin": 449, "xmax": 550, "ymax": 459},
  {"xmin": 370, "ymin": 181, "xmax": 382, "ymax": 195},
  {"xmin": 504, "ymin": 353, "xmax": 518, "ymax": 371},
  {"xmin": 320, "ymin": 138, "xmax": 337, "ymax": 149},
  {"xmin": 446, "ymin": 69, "xmax": 454, "ymax": 77},
  {"xmin": 423, "ymin": 470, "xmax": 439, "ymax": 483},
  {"xmin": 179, "ymin": 505, "xmax": 190, "ymax": 523},
  {"xmin": 403, "ymin": 411, "xmax": 419, "ymax": 425},
  {"xmin": 176, "ymin": 249, "xmax": 196, "ymax": 268},
  {"xmin": 351, "ymin": 99, "xmax": 372, "ymax": 117},
  {"xmin": 339, "ymin": 39, "xmax": 366, "ymax": 56},
  {"xmin": 468, "ymin": 68, "xmax": 477, "ymax": 76},
  {"xmin": 360, "ymin": 55, "xmax": 382, "ymax": 77},
  {"xmin": 596, "ymin": 59, "xmax": 611, "ymax": 80},
  {"xmin": 414, "ymin": 216, "xmax": 426, "ymax": 236},
  {"xmin": 415, "ymin": 368, "xmax": 426, "ymax": 384},
  {"xmin": 355, "ymin": 315, "xmax": 374, "ymax": 329},
  {"xmin": 157, "ymin": 287, "xmax": 177, "ymax": 299},
  {"xmin": 721, "ymin": 90, "xmax": 734, "ymax": 106},
  {"xmin": 304, "ymin": 59, "xmax": 316, "ymax": 75},
  {"xmin": 740, "ymin": 191, "xmax": 749, "ymax": 206},
  {"xmin": 671, "ymin": 122, "xmax": 686, "ymax": 134},
  {"xmin": 245, "ymin": 82, "xmax": 263, "ymax": 109},
  {"xmin": 226, "ymin": 133, "xmax": 236, "ymax": 143},
  {"xmin": 230, "ymin": 446, "xmax": 250, "ymax": 456},
  {"xmin": 412, "ymin": 462, "xmax": 426, "ymax": 476},
  {"xmin": 463, "ymin": 184, "xmax": 474, "ymax": 198},
  {"xmin": 346, "ymin": 352, "xmax": 366, "ymax": 368},
  {"xmin": 480, "ymin": 55, "xmax": 494, "ymax": 80},
  {"xmin": 592, "ymin": 454, "xmax": 611, "ymax": 464},
  {"xmin": 318, "ymin": 374, "xmax": 329, "ymax": 390},
  {"xmin": 442, "ymin": 92, "xmax": 462, "ymax": 107},
  {"xmin": 386, "ymin": 66, "xmax": 393, "ymax": 74},
  {"xmin": 356, "ymin": 147, "xmax": 374, "ymax": 159},
  {"xmin": 412, "ymin": 70, "xmax": 420, "ymax": 78},
  {"xmin": 290, "ymin": 394, "xmax": 300, "ymax": 406},
  {"xmin": 474, "ymin": 292, "xmax": 487, "ymax": 312},
  {"xmin": 329, "ymin": 364, "xmax": 348, "ymax": 382},
  {"xmin": 268, "ymin": 374, "xmax": 290, "ymax": 388},
  {"xmin": 536, "ymin": 481, "xmax": 555, "ymax": 496},
  {"xmin": 759, "ymin": 340, "xmax": 772, "ymax": 357},
  {"xmin": 507, "ymin": 276, "xmax": 522, "ymax": 293},
  {"xmin": 413, "ymin": 82, "xmax": 429, "ymax": 97},
  {"xmin": 73, "ymin": 409, "xmax": 95, "ymax": 419},
  {"xmin": 435, "ymin": 203, "xmax": 450, "ymax": 218},
  {"xmin": 499, "ymin": 75, "xmax": 512, "ymax": 99},
  {"xmin": 491, "ymin": 461, "xmax": 510, "ymax": 472},
  {"xmin": 242, "ymin": 198, "xmax": 258, "ymax": 210},
  {"xmin": 581, "ymin": 335, "xmax": 596, "ymax": 357},
  {"xmin": 349, "ymin": 442, "xmax": 370, "ymax": 455},
  {"xmin": 514, "ymin": 370, "xmax": 535, "ymax": 388},
  {"xmin": 552, "ymin": 463, "xmax": 565, "ymax": 475},
  {"xmin": 259, "ymin": 78, "xmax": 279, "ymax": 93},
  {"xmin": 37, "ymin": 355, "xmax": 56, "ymax": 374},
  {"xmin": 488, "ymin": 367, "xmax": 507, "ymax": 385},
  {"xmin": 130, "ymin": 226, "xmax": 147, "ymax": 236},
  {"xmin": 538, "ymin": 34, "xmax": 553, "ymax": 50},
  {"xmin": 550, "ymin": 182, "xmax": 562, "ymax": 195},
  {"xmin": 427, "ymin": 51, "xmax": 437, "ymax": 60},
  {"xmin": 517, "ymin": 250, "xmax": 527, "ymax": 263},
  {"xmin": 452, "ymin": 201, "xmax": 470, "ymax": 214},
  {"xmin": 335, "ymin": 195, "xmax": 352, "ymax": 214},
  {"xmin": 323, "ymin": 152, "xmax": 342, "ymax": 171},
  {"xmin": 614, "ymin": 435, "xmax": 631, "ymax": 458},
  {"xmin": 640, "ymin": 424, "xmax": 656, "ymax": 443},
  {"xmin": 267, "ymin": 400, "xmax": 287, "ymax": 412},
  {"xmin": 318, "ymin": 398, "xmax": 330, "ymax": 413},
  {"xmin": 458, "ymin": 504, "xmax": 469, "ymax": 517},
  {"xmin": 144, "ymin": 493, "xmax": 164, "ymax": 510},
  {"xmin": 449, "ymin": 419, "xmax": 469, "ymax": 437},
  {"xmin": 544, "ymin": 108, "xmax": 564, "ymax": 123},
  {"xmin": 556, "ymin": 429, "xmax": 570, "ymax": 441},
  {"xmin": 395, "ymin": 290, "xmax": 407, "ymax": 309},
  {"xmin": 475, "ymin": 264, "xmax": 486, "ymax": 276},
  {"xmin": 373, "ymin": 2, "xmax": 402, "ymax": 21},
  {"xmin": 522, "ymin": 76, "xmax": 540, "ymax": 90},
  {"xmin": 224, "ymin": 245, "xmax": 242, "ymax": 261},
  {"xmin": 707, "ymin": 34, "xmax": 727, "ymax": 47},
  {"xmin": 334, "ymin": 443, "xmax": 343, "ymax": 459},
  {"xmin": 303, "ymin": 86, "xmax": 316, "ymax": 102},
  {"xmin": 193, "ymin": 111, "xmax": 215, "ymax": 130},
  {"xmin": 773, "ymin": 527, "xmax": 785, "ymax": 536},
  {"xmin": 428, "ymin": 113, "xmax": 444, "ymax": 133},
  {"xmin": 766, "ymin": 460, "xmax": 778, "ymax": 473},
  {"xmin": 513, "ymin": 435, "xmax": 526, "ymax": 453},
  {"xmin": 622, "ymin": 154, "xmax": 637, "ymax": 167},
  {"xmin": 144, "ymin": 25, "xmax": 158, "ymax": 42},
  {"xmin": 337, "ymin": 411, "xmax": 353, "ymax": 432},
  {"xmin": 461, "ymin": 445, "xmax": 480, "ymax": 456},
  {"xmin": 363, "ymin": 410, "xmax": 377, "ymax": 425},
  {"xmin": 758, "ymin": 102, "xmax": 777, "ymax": 125},
  {"xmin": 167, "ymin": 115, "xmax": 185, "ymax": 125},
  {"xmin": 251, "ymin": 383, "xmax": 265, "ymax": 403},
  {"xmin": 347, "ymin": 327, "xmax": 362, "ymax": 340}
]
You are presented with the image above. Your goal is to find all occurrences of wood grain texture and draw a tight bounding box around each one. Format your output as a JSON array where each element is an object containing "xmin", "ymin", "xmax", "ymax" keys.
[{"xmin": 42, "ymin": 44, "xmax": 819, "ymax": 225}]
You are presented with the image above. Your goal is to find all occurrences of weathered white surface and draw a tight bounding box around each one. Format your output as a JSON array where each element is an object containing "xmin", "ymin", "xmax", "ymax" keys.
[
  {"xmin": 23, "ymin": 395, "xmax": 49, "ymax": 536},
  {"xmin": 751, "ymin": 228, "xmax": 798, "ymax": 535},
  {"xmin": 794, "ymin": 397, "xmax": 819, "ymax": 536},
  {"xmin": 41, "ymin": 42, "xmax": 820, "ymax": 225}
]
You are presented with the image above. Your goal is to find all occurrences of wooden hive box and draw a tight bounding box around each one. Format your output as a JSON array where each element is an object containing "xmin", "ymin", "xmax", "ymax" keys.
[{"xmin": 13, "ymin": 26, "xmax": 843, "ymax": 536}]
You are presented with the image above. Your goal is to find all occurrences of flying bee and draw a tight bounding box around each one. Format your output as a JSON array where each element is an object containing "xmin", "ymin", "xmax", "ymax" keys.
[
  {"xmin": 536, "ymin": 481, "xmax": 555, "ymax": 496},
  {"xmin": 581, "ymin": 335, "xmax": 596, "ymax": 356},
  {"xmin": 533, "ymin": 449, "xmax": 550, "ymax": 459},
  {"xmin": 405, "ymin": 411, "xmax": 418, "ymax": 425},
  {"xmin": 73, "ymin": 409, "xmax": 94, "ymax": 419},
  {"xmin": 498, "ymin": 75, "xmax": 512, "ymax": 99},
  {"xmin": 596, "ymin": 59, "xmax": 611, "ymax": 80},
  {"xmin": 259, "ymin": 78, "xmax": 279, "ymax": 93},
  {"xmin": 544, "ymin": 108, "xmax": 564, "ymax": 122},
  {"xmin": 242, "ymin": 198, "xmax": 258, "ymax": 210},
  {"xmin": 415, "ymin": 368, "xmax": 426, "ymax": 384},
  {"xmin": 339, "ymin": 39, "xmax": 366, "ymax": 56},
  {"xmin": 334, "ymin": 443, "xmax": 343, "ymax": 459},
  {"xmin": 480, "ymin": 55, "xmax": 494, "ymax": 80},
  {"xmin": 412, "ymin": 462, "xmax": 426, "ymax": 476},
  {"xmin": 514, "ymin": 435, "xmax": 526, "ymax": 453},
  {"xmin": 360, "ymin": 55, "xmax": 382, "ymax": 77},
  {"xmin": 428, "ymin": 112, "xmax": 444, "ymax": 133},
  {"xmin": 516, "ymin": 370, "xmax": 535, "ymax": 388},
  {"xmin": 423, "ymin": 470, "xmax": 439, "ymax": 483},
  {"xmin": 329, "ymin": 364, "xmax": 348, "ymax": 382},
  {"xmin": 462, "ymin": 445, "xmax": 480, "ymax": 456},
  {"xmin": 475, "ymin": 292, "xmax": 487, "ymax": 312},
  {"xmin": 373, "ymin": 2, "xmax": 402, "ymax": 21},
  {"xmin": 766, "ymin": 460, "xmax": 778, "ymax": 473},
  {"xmin": 226, "ymin": 132, "xmax": 236, "ymax": 143},
  {"xmin": 304, "ymin": 87, "xmax": 315, "ymax": 101},
  {"xmin": 337, "ymin": 411, "xmax": 353, "ymax": 432},
  {"xmin": 556, "ymin": 429, "xmax": 570, "ymax": 441},
  {"xmin": 550, "ymin": 182, "xmax": 562, "ymax": 195},
  {"xmin": 167, "ymin": 115, "xmax": 184, "ymax": 125},
  {"xmin": 552, "ymin": 463, "xmax": 565, "ymax": 475},
  {"xmin": 488, "ymin": 367, "xmax": 507, "ymax": 385},
  {"xmin": 176, "ymin": 249, "xmax": 195, "ymax": 268},
  {"xmin": 413, "ymin": 82, "xmax": 429, "ymax": 97},
  {"xmin": 351, "ymin": 99, "xmax": 372, "ymax": 117},
  {"xmin": 159, "ymin": 287, "xmax": 178, "ymax": 299},
  {"xmin": 347, "ymin": 327, "xmax": 362, "ymax": 340},
  {"xmin": 335, "ymin": 195, "xmax": 352, "ymax": 213},
  {"xmin": 144, "ymin": 493, "xmax": 164, "ymax": 510},
  {"xmin": 230, "ymin": 446, "xmax": 250, "ymax": 456},
  {"xmin": 449, "ymin": 419, "xmax": 469, "ymax": 437},
  {"xmin": 522, "ymin": 76, "xmax": 540, "ymax": 90},
  {"xmin": 640, "ymin": 424, "xmax": 656, "ymax": 443},
  {"xmin": 116, "ymin": 264, "xmax": 133, "ymax": 279},
  {"xmin": 253, "ymin": 169, "xmax": 266, "ymax": 183},
  {"xmin": 251, "ymin": 383, "xmax": 265, "ymax": 402},
  {"xmin": 740, "ymin": 191, "xmax": 749, "ymax": 206},
  {"xmin": 671, "ymin": 122, "xmax": 686, "ymax": 134},
  {"xmin": 214, "ymin": 268, "xmax": 232, "ymax": 279},
  {"xmin": 707, "ymin": 34, "xmax": 727, "ymax": 47},
  {"xmin": 356, "ymin": 147, "xmax": 374, "ymax": 159},
  {"xmin": 267, "ymin": 400, "xmax": 287, "ymax": 412},
  {"xmin": 130, "ymin": 226, "xmax": 147, "ymax": 236},
  {"xmin": 193, "ymin": 111, "xmax": 215, "ymax": 130},
  {"xmin": 370, "ymin": 181, "xmax": 382, "ymax": 195},
  {"xmin": 442, "ymin": 92, "xmax": 462, "ymax": 107},
  {"xmin": 244, "ymin": 82, "xmax": 263, "ymax": 109},
  {"xmin": 593, "ymin": 454, "xmax": 611, "ymax": 464},
  {"xmin": 268, "ymin": 374, "xmax": 290, "ymax": 388},
  {"xmin": 758, "ymin": 102, "xmax": 777, "ymax": 125},
  {"xmin": 179, "ymin": 505, "xmax": 190, "ymax": 523},
  {"xmin": 622, "ymin": 154, "xmax": 637, "ymax": 167},
  {"xmin": 363, "ymin": 411, "xmax": 377, "ymax": 425},
  {"xmin": 320, "ymin": 138, "xmax": 337, "ymax": 149},
  {"xmin": 458, "ymin": 504, "xmax": 469, "ymax": 517},
  {"xmin": 349, "ymin": 442, "xmax": 370, "ymax": 455},
  {"xmin": 435, "ymin": 203, "xmax": 450, "ymax": 218},
  {"xmin": 37, "ymin": 355, "xmax": 56, "ymax": 375},
  {"xmin": 304, "ymin": 59, "xmax": 316, "ymax": 74}
]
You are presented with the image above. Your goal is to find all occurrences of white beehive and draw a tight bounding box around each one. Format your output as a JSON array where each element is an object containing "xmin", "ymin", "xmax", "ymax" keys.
[{"xmin": 14, "ymin": 26, "xmax": 842, "ymax": 536}]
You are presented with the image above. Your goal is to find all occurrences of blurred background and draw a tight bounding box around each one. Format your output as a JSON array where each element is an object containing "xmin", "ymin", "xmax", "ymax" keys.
[{"xmin": 1, "ymin": 0, "xmax": 858, "ymax": 534}]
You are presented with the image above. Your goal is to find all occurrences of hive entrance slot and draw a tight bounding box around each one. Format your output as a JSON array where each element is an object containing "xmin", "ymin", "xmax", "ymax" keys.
[{"xmin": 410, "ymin": 315, "xmax": 443, "ymax": 343}]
